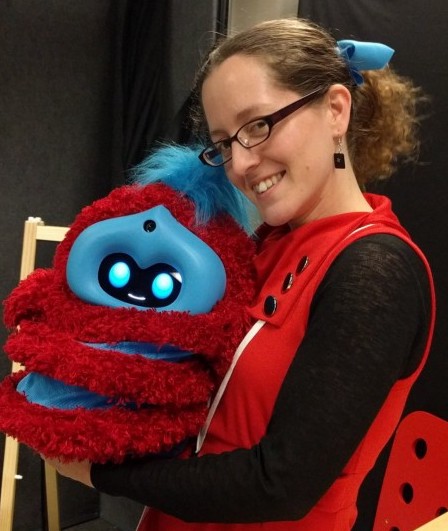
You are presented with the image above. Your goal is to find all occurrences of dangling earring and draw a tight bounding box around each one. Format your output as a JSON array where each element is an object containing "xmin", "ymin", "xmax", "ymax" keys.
[{"xmin": 333, "ymin": 137, "xmax": 346, "ymax": 169}]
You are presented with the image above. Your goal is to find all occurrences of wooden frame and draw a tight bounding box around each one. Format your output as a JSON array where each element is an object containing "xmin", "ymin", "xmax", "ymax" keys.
[
  {"xmin": 0, "ymin": 217, "xmax": 68, "ymax": 531},
  {"xmin": 414, "ymin": 512, "xmax": 448, "ymax": 531}
]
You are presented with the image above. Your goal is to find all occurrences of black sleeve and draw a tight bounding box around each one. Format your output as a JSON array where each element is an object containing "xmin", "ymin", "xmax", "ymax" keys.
[{"xmin": 91, "ymin": 234, "xmax": 432, "ymax": 523}]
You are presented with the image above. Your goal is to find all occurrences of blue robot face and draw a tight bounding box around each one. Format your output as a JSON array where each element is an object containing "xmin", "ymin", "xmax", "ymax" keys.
[{"xmin": 66, "ymin": 205, "xmax": 226, "ymax": 314}]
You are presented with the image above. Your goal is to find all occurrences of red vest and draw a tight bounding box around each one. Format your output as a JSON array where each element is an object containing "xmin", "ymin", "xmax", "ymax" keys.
[{"xmin": 138, "ymin": 194, "xmax": 435, "ymax": 531}]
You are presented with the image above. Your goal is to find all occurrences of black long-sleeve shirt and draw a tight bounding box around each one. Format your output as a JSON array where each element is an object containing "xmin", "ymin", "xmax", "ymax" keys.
[{"xmin": 91, "ymin": 234, "xmax": 432, "ymax": 523}]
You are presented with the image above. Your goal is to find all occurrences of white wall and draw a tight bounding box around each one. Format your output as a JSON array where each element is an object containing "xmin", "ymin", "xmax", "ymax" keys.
[{"xmin": 228, "ymin": 0, "xmax": 300, "ymax": 33}]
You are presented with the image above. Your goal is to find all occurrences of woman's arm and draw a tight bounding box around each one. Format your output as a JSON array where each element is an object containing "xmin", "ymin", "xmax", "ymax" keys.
[{"xmin": 80, "ymin": 235, "xmax": 430, "ymax": 522}]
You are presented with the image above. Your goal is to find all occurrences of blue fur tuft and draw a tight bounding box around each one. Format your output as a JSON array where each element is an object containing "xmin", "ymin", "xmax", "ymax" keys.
[{"xmin": 130, "ymin": 144, "xmax": 256, "ymax": 232}]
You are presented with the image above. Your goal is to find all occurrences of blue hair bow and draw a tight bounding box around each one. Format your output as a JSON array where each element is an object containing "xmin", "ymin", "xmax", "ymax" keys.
[{"xmin": 337, "ymin": 39, "xmax": 395, "ymax": 86}]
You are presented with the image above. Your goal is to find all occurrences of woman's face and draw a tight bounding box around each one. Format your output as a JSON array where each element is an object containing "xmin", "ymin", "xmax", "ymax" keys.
[{"xmin": 201, "ymin": 54, "xmax": 350, "ymax": 228}]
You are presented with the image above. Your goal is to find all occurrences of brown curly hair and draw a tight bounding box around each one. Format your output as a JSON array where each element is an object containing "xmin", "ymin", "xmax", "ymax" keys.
[{"xmin": 192, "ymin": 18, "xmax": 426, "ymax": 186}]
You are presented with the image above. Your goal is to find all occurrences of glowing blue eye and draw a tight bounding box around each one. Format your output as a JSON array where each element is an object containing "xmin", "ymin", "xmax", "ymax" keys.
[
  {"xmin": 108, "ymin": 262, "xmax": 131, "ymax": 288},
  {"xmin": 152, "ymin": 273, "xmax": 174, "ymax": 300}
]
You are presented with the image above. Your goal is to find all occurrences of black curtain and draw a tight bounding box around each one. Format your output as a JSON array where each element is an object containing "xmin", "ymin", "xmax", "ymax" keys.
[
  {"xmin": 298, "ymin": 2, "xmax": 448, "ymax": 529},
  {"xmin": 120, "ymin": 1, "xmax": 169, "ymax": 170},
  {"xmin": 115, "ymin": 0, "xmax": 223, "ymax": 173}
]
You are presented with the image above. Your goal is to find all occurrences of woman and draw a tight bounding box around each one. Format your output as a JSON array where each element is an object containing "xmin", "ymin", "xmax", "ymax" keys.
[{"xmin": 49, "ymin": 18, "xmax": 435, "ymax": 530}]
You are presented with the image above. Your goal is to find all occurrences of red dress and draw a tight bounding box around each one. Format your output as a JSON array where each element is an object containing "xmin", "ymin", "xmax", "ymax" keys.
[{"xmin": 138, "ymin": 194, "xmax": 436, "ymax": 531}]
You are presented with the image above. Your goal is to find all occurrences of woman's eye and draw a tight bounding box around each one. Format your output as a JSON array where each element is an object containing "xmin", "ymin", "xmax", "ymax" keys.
[
  {"xmin": 108, "ymin": 261, "xmax": 131, "ymax": 288},
  {"xmin": 247, "ymin": 119, "xmax": 269, "ymax": 137},
  {"xmin": 218, "ymin": 139, "xmax": 232, "ymax": 153}
]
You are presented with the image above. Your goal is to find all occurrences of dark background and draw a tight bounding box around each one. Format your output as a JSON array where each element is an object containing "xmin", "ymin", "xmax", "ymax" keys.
[{"xmin": 1, "ymin": 1, "xmax": 446, "ymax": 529}]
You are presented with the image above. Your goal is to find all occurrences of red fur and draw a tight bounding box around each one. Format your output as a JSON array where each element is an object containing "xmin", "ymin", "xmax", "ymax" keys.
[{"xmin": 0, "ymin": 184, "xmax": 256, "ymax": 463}]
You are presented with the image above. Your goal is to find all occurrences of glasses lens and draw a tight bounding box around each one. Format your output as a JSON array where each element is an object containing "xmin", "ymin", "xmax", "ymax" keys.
[
  {"xmin": 202, "ymin": 146, "xmax": 225, "ymax": 166},
  {"xmin": 239, "ymin": 119, "xmax": 270, "ymax": 146}
]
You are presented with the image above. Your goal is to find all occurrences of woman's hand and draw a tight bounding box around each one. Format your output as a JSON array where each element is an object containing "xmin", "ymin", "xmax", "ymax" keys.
[{"xmin": 44, "ymin": 457, "xmax": 94, "ymax": 488}]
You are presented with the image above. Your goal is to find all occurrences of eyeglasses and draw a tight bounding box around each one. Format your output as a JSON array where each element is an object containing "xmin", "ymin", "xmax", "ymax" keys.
[{"xmin": 199, "ymin": 87, "xmax": 326, "ymax": 167}]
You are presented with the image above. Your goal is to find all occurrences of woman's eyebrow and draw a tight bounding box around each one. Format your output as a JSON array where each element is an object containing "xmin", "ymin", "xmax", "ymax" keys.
[
  {"xmin": 209, "ymin": 127, "xmax": 229, "ymax": 140},
  {"xmin": 235, "ymin": 104, "xmax": 270, "ymax": 123}
]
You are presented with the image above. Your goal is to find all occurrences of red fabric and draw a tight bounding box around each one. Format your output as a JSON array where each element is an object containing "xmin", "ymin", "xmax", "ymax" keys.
[
  {"xmin": 140, "ymin": 194, "xmax": 435, "ymax": 530},
  {"xmin": 0, "ymin": 183, "xmax": 256, "ymax": 463}
]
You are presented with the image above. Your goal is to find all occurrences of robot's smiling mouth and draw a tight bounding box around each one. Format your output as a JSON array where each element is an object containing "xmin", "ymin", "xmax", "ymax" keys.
[{"xmin": 17, "ymin": 342, "xmax": 194, "ymax": 410}]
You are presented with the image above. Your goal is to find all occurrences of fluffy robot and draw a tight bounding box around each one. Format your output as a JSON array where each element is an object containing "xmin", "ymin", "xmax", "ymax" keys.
[{"xmin": 0, "ymin": 145, "xmax": 256, "ymax": 463}]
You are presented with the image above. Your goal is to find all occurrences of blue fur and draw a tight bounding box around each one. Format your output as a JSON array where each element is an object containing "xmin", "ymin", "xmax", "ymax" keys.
[{"xmin": 130, "ymin": 144, "xmax": 256, "ymax": 232}]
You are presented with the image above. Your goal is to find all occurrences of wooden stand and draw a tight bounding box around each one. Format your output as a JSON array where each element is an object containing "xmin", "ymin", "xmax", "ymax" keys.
[
  {"xmin": 0, "ymin": 218, "xmax": 68, "ymax": 531},
  {"xmin": 414, "ymin": 511, "xmax": 448, "ymax": 531}
]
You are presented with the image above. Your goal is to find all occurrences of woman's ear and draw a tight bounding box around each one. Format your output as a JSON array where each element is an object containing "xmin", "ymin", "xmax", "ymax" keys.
[{"xmin": 326, "ymin": 84, "xmax": 352, "ymax": 136}]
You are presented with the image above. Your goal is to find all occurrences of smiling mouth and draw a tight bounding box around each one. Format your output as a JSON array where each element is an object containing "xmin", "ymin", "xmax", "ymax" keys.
[{"xmin": 252, "ymin": 172, "xmax": 284, "ymax": 194}]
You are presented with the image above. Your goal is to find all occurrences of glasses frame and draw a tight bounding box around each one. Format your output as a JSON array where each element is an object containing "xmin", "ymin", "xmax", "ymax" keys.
[{"xmin": 199, "ymin": 87, "xmax": 326, "ymax": 167}]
